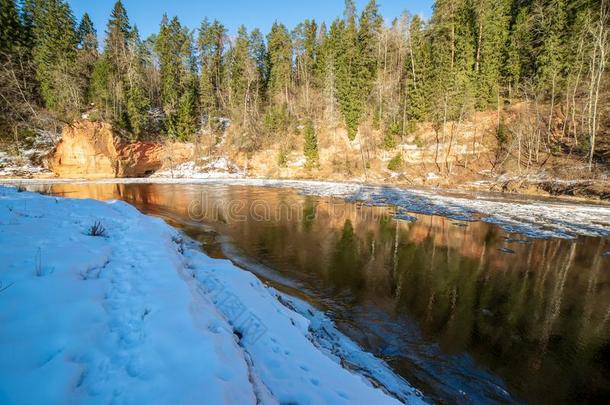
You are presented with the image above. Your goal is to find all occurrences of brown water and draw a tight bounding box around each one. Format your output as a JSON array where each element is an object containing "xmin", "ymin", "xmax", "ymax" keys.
[{"xmin": 41, "ymin": 182, "xmax": 610, "ymax": 404}]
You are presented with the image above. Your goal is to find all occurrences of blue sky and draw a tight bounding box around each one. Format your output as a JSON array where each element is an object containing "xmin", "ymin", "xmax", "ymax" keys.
[{"xmin": 68, "ymin": 0, "xmax": 434, "ymax": 40}]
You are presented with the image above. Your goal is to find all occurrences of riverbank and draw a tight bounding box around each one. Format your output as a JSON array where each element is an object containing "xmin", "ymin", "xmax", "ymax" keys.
[
  {"xmin": 0, "ymin": 186, "xmax": 423, "ymax": 404},
  {"xmin": 3, "ymin": 116, "xmax": 609, "ymax": 203}
]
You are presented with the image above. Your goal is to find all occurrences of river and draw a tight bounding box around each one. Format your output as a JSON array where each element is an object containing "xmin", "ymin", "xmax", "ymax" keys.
[{"xmin": 39, "ymin": 182, "xmax": 610, "ymax": 404}]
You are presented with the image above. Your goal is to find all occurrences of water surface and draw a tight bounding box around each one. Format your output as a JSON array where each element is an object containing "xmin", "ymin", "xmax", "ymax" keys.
[{"xmin": 42, "ymin": 183, "xmax": 610, "ymax": 404}]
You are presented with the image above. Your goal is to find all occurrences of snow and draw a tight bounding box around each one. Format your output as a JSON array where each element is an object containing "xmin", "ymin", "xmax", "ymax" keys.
[
  {"xmin": 3, "ymin": 178, "xmax": 609, "ymax": 239},
  {"xmin": 153, "ymin": 158, "xmax": 245, "ymax": 179},
  {"xmin": 0, "ymin": 186, "xmax": 422, "ymax": 404},
  {"xmin": 252, "ymin": 179, "xmax": 609, "ymax": 239},
  {"xmin": 398, "ymin": 144, "xmax": 419, "ymax": 151},
  {"xmin": 0, "ymin": 150, "xmax": 51, "ymax": 177},
  {"xmin": 0, "ymin": 129, "xmax": 59, "ymax": 177},
  {"xmin": 291, "ymin": 156, "xmax": 307, "ymax": 168},
  {"xmin": 0, "ymin": 162, "xmax": 50, "ymax": 177},
  {"xmin": 274, "ymin": 292, "xmax": 425, "ymax": 403}
]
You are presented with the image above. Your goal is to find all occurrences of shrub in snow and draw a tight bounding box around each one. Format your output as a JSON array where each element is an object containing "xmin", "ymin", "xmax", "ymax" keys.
[
  {"xmin": 34, "ymin": 247, "xmax": 53, "ymax": 276},
  {"xmin": 0, "ymin": 281, "xmax": 13, "ymax": 294},
  {"xmin": 87, "ymin": 221, "xmax": 107, "ymax": 237}
]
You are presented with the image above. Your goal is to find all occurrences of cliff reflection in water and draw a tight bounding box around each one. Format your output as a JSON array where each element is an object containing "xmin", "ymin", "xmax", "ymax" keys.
[{"xmin": 46, "ymin": 182, "xmax": 610, "ymax": 403}]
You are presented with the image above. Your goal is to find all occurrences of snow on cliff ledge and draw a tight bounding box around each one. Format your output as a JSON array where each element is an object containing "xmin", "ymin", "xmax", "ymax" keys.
[{"xmin": 0, "ymin": 186, "xmax": 423, "ymax": 404}]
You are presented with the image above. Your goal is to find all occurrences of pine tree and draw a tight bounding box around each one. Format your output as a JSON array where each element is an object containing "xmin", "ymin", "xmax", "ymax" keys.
[
  {"xmin": 102, "ymin": 0, "xmax": 131, "ymax": 125},
  {"xmin": 228, "ymin": 25, "xmax": 250, "ymax": 111},
  {"xmin": 533, "ymin": 0, "xmax": 567, "ymax": 98},
  {"xmin": 473, "ymin": 0, "xmax": 511, "ymax": 108},
  {"xmin": 224, "ymin": 25, "xmax": 259, "ymax": 135},
  {"xmin": 92, "ymin": 1, "xmax": 150, "ymax": 136},
  {"xmin": 404, "ymin": 14, "xmax": 430, "ymax": 123},
  {"xmin": 358, "ymin": 0, "xmax": 382, "ymax": 103},
  {"xmin": 331, "ymin": 0, "xmax": 382, "ymax": 140},
  {"xmin": 313, "ymin": 22, "xmax": 328, "ymax": 87},
  {"xmin": 176, "ymin": 77, "xmax": 197, "ymax": 141},
  {"xmin": 267, "ymin": 22, "xmax": 292, "ymax": 105},
  {"xmin": 304, "ymin": 20, "xmax": 318, "ymax": 84},
  {"xmin": 249, "ymin": 27, "xmax": 267, "ymax": 101},
  {"xmin": 126, "ymin": 75, "xmax": 149, "ymax": 136},
  {"xmin": 157, "ymin": 14, "xmax": 178, "ymax": 133},
  {"xmin": 20, "ymin": 0, "xmax": 37, "ymax": 50},
  {"xmin": 303, "ymin": 120, "xmax": 319, "ymax": 167},
  {"xmin": 335, "ymin": 1, "xmax": 360, "ymax": 140},
  {"xmin": 452, "ymin": 0, "xmax": 475, "ymax": 114},
  {"xmin": 125, "ymin": 26, "xmax": 149, "ymax": 137},
  {"xmin": 429, "ymin": 0, "xmax": 474, "ymax": 123},
  {"xmin": 105, "ymin": 0, "xmax": 130, "ymax": 71},
  {"xmin": 77, "ymin": 13, "xmax": 97, "ymax": 51},
  {"xmin": 198, "ymin": 18, "xmax": 226, "ymax": 122},
  {"xmin": 76, "ymin": 13, "xmax": 98, "ymax": 106},
  {"xmin": 177, "ymin": 30, "xmax": 198, "ymax": 141},
  {"xmin": 0, "ymin": 0, "xmax": 22, "ymax": 55},
  {"xmin": 0, "ymin": 0, "xmax": 37, "ymax": 127},
  {"xmin": 139, "ymin": 33, "xmax": 161, "ymax": 110},
  {"xmin": 292, "ymin": 19, "xmax": 318, "ymax": 111},
  {"xmin": 156, "ymin": 15, "xmax": 198, "ymax": 139},
  {"xmin": 90, "ymin": 55, "xmax": 111, "ymax": 115},
  {"xmin": 31, "ymin": 0, "xmax": 81, "ymax": 115},
  {"xmin": 320, "ymin": 21, "xmax": 340, "ymax": 129},
  {"xmin": 505, "ymin": 6, "xmax": 534, "ymax": 96}
]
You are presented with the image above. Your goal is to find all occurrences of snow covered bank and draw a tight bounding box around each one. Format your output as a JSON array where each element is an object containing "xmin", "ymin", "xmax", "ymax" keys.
[
  {"xmin": 0, "ymin": 151, "xmax": 52, "ymax": 178},
  {"xmin": 0, "ymin": 186, "xmax": 423, "ymax": 404},
  {"xmin": 152, "ymin": 157, "xmax": 245, "ymax": 179},
  {"xmin": 0, "ymin": 129, "xmax": 58, "ymax": 178},
  {"xmin": 2, "ymin": 177, "xmax": 610, "ymax": 239}
]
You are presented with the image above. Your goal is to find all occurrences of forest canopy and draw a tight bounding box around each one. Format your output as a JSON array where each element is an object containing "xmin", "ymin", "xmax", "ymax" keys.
[{"xmin": 0, "ymin": 0, "xmax": 608, "ymax": 170}]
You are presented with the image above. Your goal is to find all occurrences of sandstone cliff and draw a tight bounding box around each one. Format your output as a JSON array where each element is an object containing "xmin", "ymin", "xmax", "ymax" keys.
[{"xmin": 49, "ymin": 121, "xmax": 192, "ymax": 178}]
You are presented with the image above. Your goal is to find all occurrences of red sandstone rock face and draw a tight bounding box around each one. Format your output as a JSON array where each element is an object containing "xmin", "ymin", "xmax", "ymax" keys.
[
  {"xmin": 115, "ymin": 140, "xmax": 164, "ymax": 177},
  {"xmin": 49, "ymin": 121, "xmax": 193, "ymax": 178}
]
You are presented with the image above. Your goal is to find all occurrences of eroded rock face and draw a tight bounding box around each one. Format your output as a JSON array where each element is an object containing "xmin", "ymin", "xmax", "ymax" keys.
[
  {"xmin": 49, "ymin": 122, "xmax": 117, "ymax": 178},
  {"xmin": 115, "ymin": 140, "xmax": 165, "ymax": 177},
  {"xmin": 49, "ymin": 121, "xmax": 192, "ymax": 178}
]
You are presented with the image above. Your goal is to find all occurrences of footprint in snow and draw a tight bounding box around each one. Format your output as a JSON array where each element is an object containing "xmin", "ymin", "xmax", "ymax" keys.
[
  {"xmin": 207, "ymin": 321, "xmax": 222, "ymax": 334},
  {"xmin": 337, "ymin": 391, "xmax": 350, "ymax": 400},
  {"xmin": 215, "ymin": 367, "xmax": 233, "ymax": 382}
]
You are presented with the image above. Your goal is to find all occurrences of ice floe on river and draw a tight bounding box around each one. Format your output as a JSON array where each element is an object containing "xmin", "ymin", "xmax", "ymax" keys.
[{"xmin": 0, "ymin": 186, "xmax": 424, "ymax": 404}]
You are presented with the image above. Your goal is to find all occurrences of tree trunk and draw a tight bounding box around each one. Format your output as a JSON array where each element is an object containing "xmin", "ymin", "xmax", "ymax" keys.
[{"xmin": 475, "ymin": 21, "xmax": 483, "ymax": 73}]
